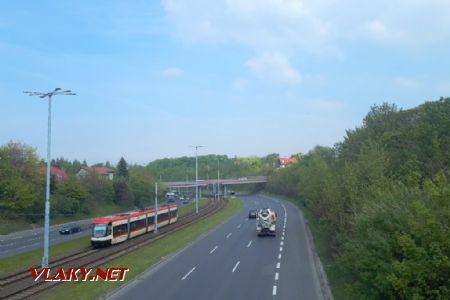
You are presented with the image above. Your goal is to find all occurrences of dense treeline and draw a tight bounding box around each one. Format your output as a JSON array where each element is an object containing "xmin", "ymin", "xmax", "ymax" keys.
[
  {"xmin": 146, "ymin": 153, "xmax": 280, "ymax": 182},
  {"xmin": 268, "ymin": 98, "xmax": 450, "ymax": 299},
  {"xmin": 0, "ymin": 144, "xmax": 280, "ymax": 226},
  {"xmin": 0, "ymin": 144, "xmax": 158, "ymax": 224}
]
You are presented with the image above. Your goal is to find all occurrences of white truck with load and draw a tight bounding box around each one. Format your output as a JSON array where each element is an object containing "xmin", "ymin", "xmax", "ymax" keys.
[{"xmin": 256, "ymin": 208, "xmax": 277, "ymax": 236}]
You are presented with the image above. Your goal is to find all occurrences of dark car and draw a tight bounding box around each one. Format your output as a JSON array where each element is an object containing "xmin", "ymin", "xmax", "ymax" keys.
[
  {"xmin": 248, "ymin": 209, "xmax": 257, "ymax": 219},
  {"xmin": 59, "ymin": 224, "xmax": 82, "ymax": 234}
]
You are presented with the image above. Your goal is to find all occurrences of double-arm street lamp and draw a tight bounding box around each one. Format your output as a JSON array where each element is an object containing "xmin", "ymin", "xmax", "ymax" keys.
[
  {"xmin": 24, "ymin": 88, "xmax": 76, "ymax": 268},
  {"xmin": 190, "ymin": 145, "xmax": 203, "ymax": 213}
]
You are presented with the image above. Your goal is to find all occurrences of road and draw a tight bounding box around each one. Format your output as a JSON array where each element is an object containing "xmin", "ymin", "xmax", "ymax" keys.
[
  {"xmin": 108, "ymin": 195, "xmax": 326, "ymax": 300},
  {"xmin": 0, "ymin": 200, "xmax": 191, "ymax": 259},
  {"xmin": 0, "ymin": 220, "xmax": 92, "ymax": 259}
]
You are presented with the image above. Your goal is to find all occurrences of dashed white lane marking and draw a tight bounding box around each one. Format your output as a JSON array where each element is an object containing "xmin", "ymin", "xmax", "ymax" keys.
[
  {"xmin": 209, "ymin": 245, "xmax": 218, "ymax": 254},
  {"xmin": 232, "ymin": 261, "xmax": 240, "ymax": 273},
  {"xmin": 182, "ymin": 267, "xmax": 196, "ymax": 280},
  {"xmin": 280, "ymin": 247, "xmax": 283, "ymax": 252},
  {"xmin": 276, "ymin": 262, "xmax": 281, "ymax": 269},
  {"xmin": 278, "ymin": 253, "xmax": 282, "ymax": 259},
  {"xmin": 237, "ymin": 224, "xmax": 241, "ymax": 229},
  {"xmin": 281, "ymin": 236, "xmax": 284, "ymax": 240},
  {"xmin": 273, "ymin": 285, "xmax": 277, "ymax": 296},
  {"xmin": 275, "ymin": 272, "xmax": 279, "ymax": 280},
  {"xmin": 226, "ymin": 233, "xmax": 232, "ymax": 238},
  {"xmin": 280, "ymin": 241, "xmax": 284, "ymax": 246},
  {"xmin": 247, "ymin": 240, "xmax": 253, "ymax": 248}
]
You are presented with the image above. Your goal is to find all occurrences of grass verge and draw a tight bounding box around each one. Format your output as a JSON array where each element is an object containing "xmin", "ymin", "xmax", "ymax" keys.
[
  {"xmin": 0, "ymin": 236, "xmax": 91, "ymax": 275},
  {"xmin": 36, "ymin": 198, "xmax": 243, "ymax": 300},
  {"xmin": 262, "ymin": 192, "xmax": 347, "ymax": 300},
  {"xmin": 177, "ymin": 198, "xmax": 209, "ymax": 217},
  {"xmin": 0, "ymin": 199, "xmax": 210, "ymax": 275}
]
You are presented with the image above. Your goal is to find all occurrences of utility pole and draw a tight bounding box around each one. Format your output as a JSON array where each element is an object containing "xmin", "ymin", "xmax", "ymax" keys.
[
  {"xmin": 24, "ymin": 88, "xmax": 76, "ymax": 268},
  {"xmin": 190, "ymin": 145, "xmax": 203, "ymax": 213}
]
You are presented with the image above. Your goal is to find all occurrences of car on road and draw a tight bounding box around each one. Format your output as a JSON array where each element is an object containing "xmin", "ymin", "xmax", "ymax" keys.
[
  {"xmin": 59, "ymin": 224, "xmax": 82, "ymax": 234},
  {"xmin": 248, "ymin": 209, "xmax": 257, "ymax": 219}
]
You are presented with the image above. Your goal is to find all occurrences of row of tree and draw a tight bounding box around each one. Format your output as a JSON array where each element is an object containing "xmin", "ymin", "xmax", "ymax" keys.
[
  {"xmin": 0, "ymin": 143, "xmax": 158, "ymax": 222},
  {"xmin": 267, "ymin": 98, "xmax": 450, "ymax": 299},
  {"xmin": 146, "ymin": 153, "xmax": 280, "ymax": 182},
  {"xmin": 0, "ymin": 143, "xmax": 282, "ymax": 223}
]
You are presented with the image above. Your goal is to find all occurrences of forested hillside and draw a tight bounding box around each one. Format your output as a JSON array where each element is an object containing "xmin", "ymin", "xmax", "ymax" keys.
[
  {"xmin": 268, "ymin": 98, "xmax": 450, "ymax": 299},
  {"xmin": 146, "ymin": 154, "xmax": 279, "ymax": 181}
]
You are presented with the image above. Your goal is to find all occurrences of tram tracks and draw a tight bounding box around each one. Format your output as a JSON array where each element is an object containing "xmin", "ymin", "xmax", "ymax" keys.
[{"xmin": 0, "ymin": 199, "xmax": 225, "ymax": 300}]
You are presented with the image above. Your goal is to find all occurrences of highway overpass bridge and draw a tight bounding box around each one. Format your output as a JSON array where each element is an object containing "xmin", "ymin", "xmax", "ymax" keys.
[{"xmin": 162, "ymin": 176, "xmax": 267, "ymax": 189}]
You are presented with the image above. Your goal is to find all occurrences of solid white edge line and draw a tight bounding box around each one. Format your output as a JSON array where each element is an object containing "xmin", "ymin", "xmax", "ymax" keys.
[
  {"xmin": 247, "ymin": 240, "xmax": 252, "ymax": 248},
  {"xmin": 209, "ymin": 245, "xmax": 218, "ymax": 254},
  {"xmin": 181, "ymin": 267, "xmax": 196, "ymax": 280},
  {"xmin": 273, "ymin": 285, "xmax": 277, "ymax": 295},
  {"xmin": 232, "ymin": 261, "xmax": 240, "ymax": 273}
]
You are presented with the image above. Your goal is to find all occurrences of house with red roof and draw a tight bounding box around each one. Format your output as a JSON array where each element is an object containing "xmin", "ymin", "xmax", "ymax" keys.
[
  {"xmin": 76, "ymin": 167, "xmax": 114, "ymax": 180},
  {"xmin": 278, "ymin": 157, "xmax": 298, "ymax": 168},
  {"xmin": 41, "ymin": 166, "xmax": 68, "ymax": 183}
]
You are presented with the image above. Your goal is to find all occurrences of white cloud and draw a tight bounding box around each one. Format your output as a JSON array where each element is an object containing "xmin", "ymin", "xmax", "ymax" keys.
[
  {"xmin": 162, "ymin": 0, "xmax": 450, "ymax": 83},
  {"xmin": 162, "ymin": 67, "xmax": 183, "ymax": 77},
  {"xmin": 162, "ymin": 0, "xmax": 450, "ymax": 48},
  {"xmin": 304, "ymin": 99, "xmax": 345, "ymax": 110},
  {"xmin": 245, "ymin": 53, "xmax": 301, "ymax": 85},
  {"xmin": 394, "ymin": 77, "xmax": 422, "ymax": 89},
  {"xmin": 232, "ymin": 79, "xmax": 248, "ymax": 90}
]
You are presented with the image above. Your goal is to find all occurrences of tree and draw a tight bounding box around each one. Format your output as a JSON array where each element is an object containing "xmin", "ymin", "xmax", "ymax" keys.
[
  {"xmin": 53, "ymin": 177, "xmax": 87, "ymax": 215},
  {"xmin": 116, "ymin": 157, "xmax": 129, "ymax": 179},
  {"xmin": 267, "ymin": 98, "xmax": 450, "ymax": 299},
  {"xmin": 113, "ymin": 178, "xmax": 134, "ymax": 206},
  {"xmin": 0, "ymin": 142, "xmax": 43, "ymax": 218}
]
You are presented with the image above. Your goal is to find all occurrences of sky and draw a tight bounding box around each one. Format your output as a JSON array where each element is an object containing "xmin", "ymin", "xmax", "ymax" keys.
[{"xmin": 1, "ymin": 0, "xmax": 450, "ymax": 165}]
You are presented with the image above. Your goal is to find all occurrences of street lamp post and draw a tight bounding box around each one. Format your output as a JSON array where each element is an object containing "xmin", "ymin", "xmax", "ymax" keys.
[
  {"xmin": 217, "ymin": 158, "xmax": 220, "ymax": 200},
  {"xmin": 190, "ymin": 145, "xmax": 203, "ymax": 213},
  {"xmin": 155, "ymin": 181, "xmax": 158, "ymax": 234},
  {"xmin": 24, "ymin": 88, "xmax": 76, "ymax": 268}
]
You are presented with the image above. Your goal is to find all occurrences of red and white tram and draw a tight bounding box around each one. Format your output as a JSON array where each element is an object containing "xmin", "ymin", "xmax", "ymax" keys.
[{"xmin": 91, "ymin": 204, "xmax": 178, "ymax": 247}]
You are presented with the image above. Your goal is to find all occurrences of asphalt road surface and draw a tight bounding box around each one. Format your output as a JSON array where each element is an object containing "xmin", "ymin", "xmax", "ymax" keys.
[
  {"xmin": 0, "ymin": 200, "xmax": 191, "ymax": 259},
  {"xmin": 0, "ymin": 220, "xmax": 93, "ymax": 259},
  {"xmin": 108, "ymin": 195, "xmax": 326, "ymax": 300}
]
